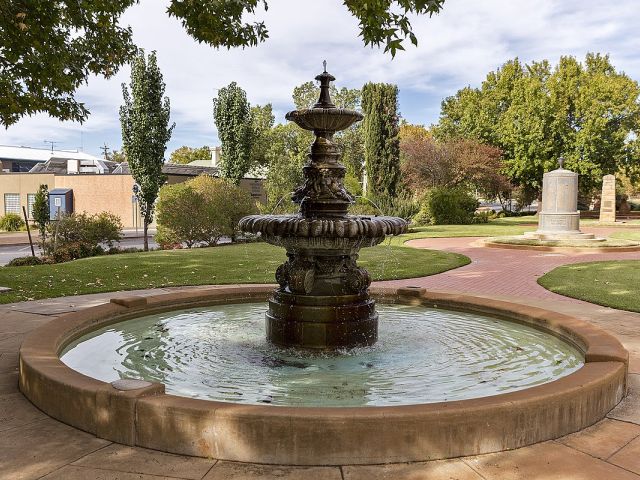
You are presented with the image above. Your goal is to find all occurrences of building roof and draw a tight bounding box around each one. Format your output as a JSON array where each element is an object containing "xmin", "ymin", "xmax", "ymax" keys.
[
  {"xmin": 113, "ymin": 162, "xmax": 220, "ymax": 177},
  {"xmin": 0, "ymin": 145, "xmax": 100, "ymax": 163},
  {"xmin": 186, "ymin": 159, "xmax": 214, "ymax": 167},
  {"xmin": 29, "ymin": 158, "xmax": 120, "ymax": 174},
  {"xmin": 49, "ymin": 188, "xmax": 72, "ymax": 194}
]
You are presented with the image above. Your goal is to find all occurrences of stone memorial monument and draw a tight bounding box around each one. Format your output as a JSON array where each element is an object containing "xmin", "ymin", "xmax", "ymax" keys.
[
  {"xmin": 599, "ymin": 174, "xmax": 616, "ymax": 223},
  {"xmin": 525, "ymin": 157, "xmax": 601, "ymax": 242}
]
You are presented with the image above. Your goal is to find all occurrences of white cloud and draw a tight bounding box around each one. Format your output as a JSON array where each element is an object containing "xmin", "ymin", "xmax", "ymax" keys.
[{"xmin": 1, "ymin": 0, "xmax": 639, "ymax": 156}]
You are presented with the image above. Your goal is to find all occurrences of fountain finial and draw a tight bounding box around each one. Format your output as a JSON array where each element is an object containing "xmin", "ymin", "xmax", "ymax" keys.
[
  {"xmin": 323, "ymin": 60, "xmax": 327, "ymax": 73},
  {"xmin": 558, "ymin": 156, "xmax": 565, "ymax": 169},
  {"xmin": 314, "ymin": 63, "xmax": 336, "ymax": 108}
]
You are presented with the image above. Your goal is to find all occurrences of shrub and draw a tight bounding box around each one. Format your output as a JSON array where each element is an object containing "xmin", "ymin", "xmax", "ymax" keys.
[
  {"xmin": 86, "ymin": 212, "xmax": 122, "ymax": 248},
  {"xmin": 350, "ymin": 192, "xmax": 420, "ymax": 220},
  {"xmin": 411, "ymin": 206, "xmax": 431, "ymax": 226},
  {"xmin": 0, "ymin": 213, "xmax": 25, "ymax": 231},
  {"xmin": 156, "ymin": 175, "xmax": 257, "ymax": 248},
  {"xmin": 472, "ymin": 211, "xmax": 491, "ymax": 224},
  {"xmin": 7, "ymin": 256, "xmax": 44, "ymax": 267},
  {"xmin": 154, "ymin": 224, "xmax": 184, "ymax": 249},
  {"xmin": 45, "ymin": 212, "xmax": 123, "ymax": 262},
  {"xmin": 423, "ymin": 187, "xmax": 479, "ymax": 225}
]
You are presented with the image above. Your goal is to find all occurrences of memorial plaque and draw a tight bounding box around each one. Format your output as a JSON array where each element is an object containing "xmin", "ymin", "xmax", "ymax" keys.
[{"xmin": 599, "ymin": 175, "xmax": 616, "ymax": 223}]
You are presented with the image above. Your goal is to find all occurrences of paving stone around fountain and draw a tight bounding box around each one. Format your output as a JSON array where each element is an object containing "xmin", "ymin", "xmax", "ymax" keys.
[{"xmin": 3, "ymin": 279, "xmax": 640, "ymax": 478}]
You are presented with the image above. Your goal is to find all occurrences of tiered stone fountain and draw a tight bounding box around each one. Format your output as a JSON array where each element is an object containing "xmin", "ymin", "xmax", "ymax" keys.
[{"xmin": 239, "ymin": 67, "xmax": 407, "ymax": 348}]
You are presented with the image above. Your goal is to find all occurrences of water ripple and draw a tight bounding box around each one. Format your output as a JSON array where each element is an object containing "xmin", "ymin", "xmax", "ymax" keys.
[{"xmin": 61, "ymin": 303, "xmax": 583, "ymax": 407}]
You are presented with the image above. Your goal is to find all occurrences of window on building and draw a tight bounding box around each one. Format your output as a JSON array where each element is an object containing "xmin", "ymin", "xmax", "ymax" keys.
[
  {"xmin": 4, "ymin": 193, "xmax": 20, "ymax": 215},
  {"xmin": 27, "ymin": 194, "xmax": 36, "ymax": 218}
]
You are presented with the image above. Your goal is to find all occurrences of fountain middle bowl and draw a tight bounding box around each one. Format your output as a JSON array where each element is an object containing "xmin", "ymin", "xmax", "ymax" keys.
[
  {"xmin": 238, "ymin": 214, "xmax": 408, "ymax": 240},
  {"xmin": 18, "ymin": 285, "xmax": 627, "ymax": 465}
]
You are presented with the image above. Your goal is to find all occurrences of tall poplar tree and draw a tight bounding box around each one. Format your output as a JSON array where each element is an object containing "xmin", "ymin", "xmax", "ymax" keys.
[
  {"xmin": 361, "ymin": 82, "xmax": 401, "ymax": 197},
  {"xmin": 120, "ymin": 50, "xmax": 175, "ymax": 251},
  {"xmin": 213, "ymin": 82, "xmax": 253, "ymax": 184}
]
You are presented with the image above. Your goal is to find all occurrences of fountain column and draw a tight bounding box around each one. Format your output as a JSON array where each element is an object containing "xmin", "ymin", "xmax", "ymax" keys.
[{"xmin": 239, "ymin": 67, "xmax": 407, "ymax": 349}]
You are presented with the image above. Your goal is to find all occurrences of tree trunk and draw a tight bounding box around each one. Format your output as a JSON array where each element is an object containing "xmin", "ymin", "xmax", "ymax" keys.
[{"xmin": 143, "ymin": 220, "xmax": 149, "ymax": 251}]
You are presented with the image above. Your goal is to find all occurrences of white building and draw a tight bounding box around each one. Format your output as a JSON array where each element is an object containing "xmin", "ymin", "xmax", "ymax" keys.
[{"xmin": 0, "ymin": 145, "xmax": 102, "ymax": 173}]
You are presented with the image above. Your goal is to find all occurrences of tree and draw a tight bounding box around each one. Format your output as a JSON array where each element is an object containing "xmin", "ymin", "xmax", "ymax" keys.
[
  {"xmin": 31, "ymin": 184, "xmax": 49, "ymax": 250},
  {"xmin": 400, "ymin": 137, "xmax": 509, "ymax": 198},
  {"xmin": 0, "ymin": 1, "xmax": 136, "ymax": 127},
  {"xmin": 293, "ymin": 81, "xmax": 364, "ymax": 192},
  {"xmin": 399, "ymin": 122, "xmax": 431, "ymax": 142},
  {"xmin": 2, "ymin": 1, "xmax": 445, "ymax": 127},
  {"xmin": 264, "ymin": 123, "xmax": 312, "ymax": 212},
  {"xmin": 436, "ymin": 54, "xmax": 640, "ymax": 197},
  {"xmin": 169, "ymin": 146, "xmax": 211, "ymax": 164},
  {"xmin": 213, "ymin": 82, "xmax": 253, "ymax": 184},
  {"xmin": 106, "ymin": 150, "xmax": 127, "ymax": 163},
  {"xmin": 120, "ymin": 50, "xmax": 175, "ymax": 251},
  {"xmin": 168, "ymin": 0, "xmax": 445, "ymax": 56},
  {"xmin": 293, "ymin": 82, "xmax": 360, "ymax": 110},
  {"xmin": 249, "ymin": 104, "xmax": 275, "ymax": 171},
  {"xmin": 361, "ymin": 82, "xmax": 401, "ymax": 197}
]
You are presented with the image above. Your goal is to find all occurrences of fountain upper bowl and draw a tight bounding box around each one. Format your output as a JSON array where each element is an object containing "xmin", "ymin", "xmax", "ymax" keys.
[{"xmin": 285, "ymin": 108, "xmax": 363, "ymax": 132}]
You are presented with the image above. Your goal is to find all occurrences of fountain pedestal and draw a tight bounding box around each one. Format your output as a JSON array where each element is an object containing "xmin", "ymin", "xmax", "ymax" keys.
[
  {"xmin": 239, "ymin": 67, "xmax": 407, "ymax": 349},
  {"xmin": 525, "ymin": 158, "xmax": 602, "ymax": 242}
]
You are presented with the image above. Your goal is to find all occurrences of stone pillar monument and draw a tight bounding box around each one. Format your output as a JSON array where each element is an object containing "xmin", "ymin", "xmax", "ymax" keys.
[
  {"xmin": 599, "ymin": 174, "xmax": 616, "ymax": 223},
  {"xmin": 526, "ymin": 157, "xmax": 600, "ymax": 241}
]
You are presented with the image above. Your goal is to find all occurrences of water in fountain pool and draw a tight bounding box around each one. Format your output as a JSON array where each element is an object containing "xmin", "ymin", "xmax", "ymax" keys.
[{"xmin": 60, "ymin": 303, "xmax": 583, "ymax": 407}]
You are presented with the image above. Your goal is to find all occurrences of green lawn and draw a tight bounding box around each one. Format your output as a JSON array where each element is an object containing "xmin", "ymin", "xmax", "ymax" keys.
[
  {"xmin": 0, "ymin": 242, "xmax": 469, "ymax": 304},
  {"xmin": 538, "ymin": 260, "xmax": 640, "ymax": 313},
  {"xmin": 390, "ymin": 216, "xmax": 538, "ymax": 245},
  {"xmin": 610, "ymin": 230, "xmax": 640, "ymax": 241}
]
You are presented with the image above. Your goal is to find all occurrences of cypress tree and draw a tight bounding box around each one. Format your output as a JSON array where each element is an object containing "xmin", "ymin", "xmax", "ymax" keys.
[{"xmin": 361, "ymin": 82, "xmax": 401, "ymax": 198}]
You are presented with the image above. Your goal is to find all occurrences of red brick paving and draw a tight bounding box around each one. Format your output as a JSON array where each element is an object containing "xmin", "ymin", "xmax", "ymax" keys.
[{"xmin": 379, "ymin": 227, "xmax": 640, "ymax": 301}]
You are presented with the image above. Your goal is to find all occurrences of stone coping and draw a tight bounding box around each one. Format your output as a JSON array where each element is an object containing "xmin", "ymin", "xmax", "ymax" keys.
[
  {"xmin": 19, "ymin": 285, "xmax": 627, "ymax": 465},
  {"xmin": 482, "ymin": 238, "xmax": 640, "ymax": 253}
]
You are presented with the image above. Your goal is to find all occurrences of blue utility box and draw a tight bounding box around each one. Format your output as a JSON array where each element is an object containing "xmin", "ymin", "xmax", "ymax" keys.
[{"xmin": 49, "ymin": 188, "xmax": 73, "ymax": 219}]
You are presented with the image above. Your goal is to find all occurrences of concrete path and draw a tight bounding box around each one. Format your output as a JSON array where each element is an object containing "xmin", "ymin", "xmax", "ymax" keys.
[{"xmin": 3, "ymin": 240, "xmax": 640, "ymax": 478}]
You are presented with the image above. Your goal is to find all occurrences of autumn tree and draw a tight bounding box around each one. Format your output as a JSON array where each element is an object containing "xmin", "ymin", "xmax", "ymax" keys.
[
  {"xmin": 120, "ymin": 50, "xmax": 175, "ymax": 251},
  {"xmin": 362, "ymin": 82, "xmax": 401, "ymax": 197},
  {"xmin": 401, "ymin": 137, "xmax": 509, "ymax": 199},
  {"xmin": 169, "ymin": 146, "xmax": 211, "ymax": 164},
  {"xmin": 2, "ymin": 1, "xmax": 445, "ymax": 127},
  {"xmin": 213, "ymin": 82, "xmax": 253, "ymax": 183}
]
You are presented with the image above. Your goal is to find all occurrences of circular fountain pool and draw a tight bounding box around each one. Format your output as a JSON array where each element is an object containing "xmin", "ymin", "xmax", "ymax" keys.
[{"xmin": 61, "ymin": 302, "xmax": 583, "ymax": 407}]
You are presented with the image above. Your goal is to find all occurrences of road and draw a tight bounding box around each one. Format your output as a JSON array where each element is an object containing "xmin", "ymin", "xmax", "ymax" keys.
[{"xmin": 0, "ymin": 236, "xmax": 158, "ymax": 266}]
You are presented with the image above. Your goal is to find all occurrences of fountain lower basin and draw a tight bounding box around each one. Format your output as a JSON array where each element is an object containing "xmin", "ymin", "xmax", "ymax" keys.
[
  {"xmin": 19, "ymin": 286, "xmax": 627, "ymax": 465},
  {"xmin": 60, "ymin": 302, "xmax": 583, "ymax": 407}
]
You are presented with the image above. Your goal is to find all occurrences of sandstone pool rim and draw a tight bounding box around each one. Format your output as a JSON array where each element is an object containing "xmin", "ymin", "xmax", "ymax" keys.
[{"xmin": 18, "ymin": 285, "xmax": 628, "ymax": 465}]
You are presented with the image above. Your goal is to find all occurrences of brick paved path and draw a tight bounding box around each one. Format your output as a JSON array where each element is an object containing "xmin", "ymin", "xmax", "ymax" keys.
[{"xmin": 378, "ymin": 235, "xmax": 640, "ymax": 300}]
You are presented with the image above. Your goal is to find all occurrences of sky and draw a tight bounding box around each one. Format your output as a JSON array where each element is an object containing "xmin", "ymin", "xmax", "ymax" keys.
[{"xmin": 2, "ymin": 0, "xmax": 640, "ymax": 158}]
